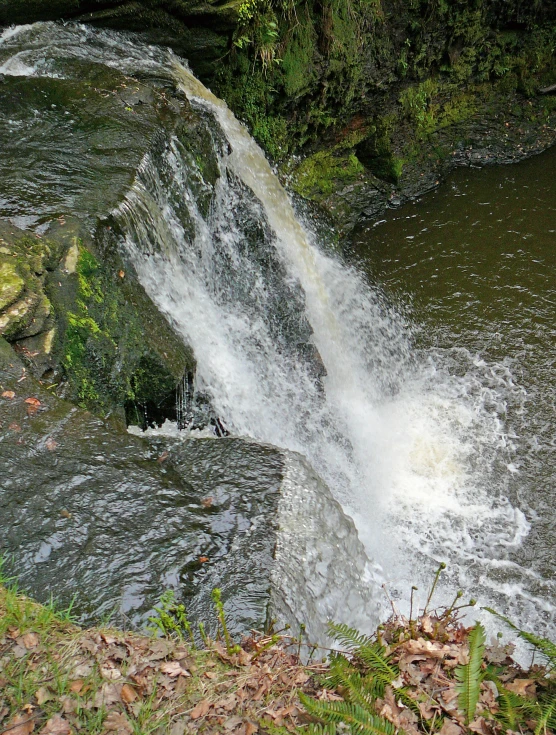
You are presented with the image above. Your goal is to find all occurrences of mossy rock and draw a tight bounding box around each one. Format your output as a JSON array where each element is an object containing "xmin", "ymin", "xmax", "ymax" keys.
[{"xmin": 0, "ymin": 262, "xmax": 25, "ymax": 312}]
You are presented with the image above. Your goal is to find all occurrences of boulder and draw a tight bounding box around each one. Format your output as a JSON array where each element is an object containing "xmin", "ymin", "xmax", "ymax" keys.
[{"xmin": 0, "ymin": 337, "xmax": 378, "ymax": 641}]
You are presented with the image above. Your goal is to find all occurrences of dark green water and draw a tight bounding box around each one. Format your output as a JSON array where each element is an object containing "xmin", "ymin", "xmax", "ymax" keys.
[{"xmin": 349, "ymin": 146, "xmax": 556, "ymax": 633}]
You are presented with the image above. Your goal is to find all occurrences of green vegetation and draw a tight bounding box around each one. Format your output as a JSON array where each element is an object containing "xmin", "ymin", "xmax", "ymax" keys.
[
  {"xmin": 1, "ymin": 562, "xmax": 554, "ymax": 735},
  {"xmin": 299, "ymin": 567, "xmax": 556, "ymax": 735},
  {"xmin": 50, "ymin": 240, "xmax": 189, "ymax": 422}
]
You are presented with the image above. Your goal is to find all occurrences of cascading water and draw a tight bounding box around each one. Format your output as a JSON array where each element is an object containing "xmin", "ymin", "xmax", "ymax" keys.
[
  {"xmin": 1, "ymin": 21, "xmax": 553, "ymax": 639},
  {"xmin": 114, "ymin": 56, "xmax": 545, "ymax": 633}
]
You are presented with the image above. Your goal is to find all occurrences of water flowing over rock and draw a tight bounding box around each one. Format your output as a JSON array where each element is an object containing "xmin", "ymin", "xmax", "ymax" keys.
[
  {"xmin": 1, "ymin": 21, "xmax": 553, "ymax": 646},
  {"xmin": 0, "ymin": 22, "xmax": 380, "ymax": 640}
]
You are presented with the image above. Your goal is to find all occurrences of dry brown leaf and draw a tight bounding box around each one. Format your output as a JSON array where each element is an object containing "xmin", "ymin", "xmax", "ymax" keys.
[
  {"xmin": 160, "ymin": 661, "xmax": 189, "ymax": 677},
  {"xmin": 24, "ymin": 398, "xmax": 40, "ymax": 407},
  {"xmin": 201, "ymin": 497, "xmax": 213, "ymax": 507},
  {"xmin": 68, "ymin": 680, "xmax": 84, "ymax": 695},
  {"xmin": 21, "ymin": 633, "xmax": 39, "ymax": 649},
  {"xmin": 223, "ymin": 716, "xmax": 243, "ymax": 730},
  {"xmin": 2, "ymin": 390, "xmax": 15, "ymax": 399},
  {"xmin": 190, "ymin": 700, "xmax": 211, "ymax": 719},
  {"xmin": 120, "ymin": 684, "xmax": 138, "ymax": 704},
  {"xmin": 405, "ymin": 638, "xmax": 450, "ymax": 659},
  {"xmin": 100, "ymin": 664, "xmax": 122, "ymax": 680},
  {"xmin": 241, "ymin": 722, "xmax": 258, "ymax": 735},
  {"xmin": 217, "ymin": 695, "xmax": 238, "ymax": 712},
  {"xmin": 169, "ymin": 723, "xmax": 187, "ymax": 735},
  {"xmin": 34, "ymin": 687, "xmax": 53, "ymax": 705},
  {"xmin": 92, "ymin": 683, "xmax": 122, "ymax": 708},
  {"xmin": 468, "ymin": 716, "xmax": 489, "ymax": 735},
  {"xmin": 101, "ymin": 633, "xmax": 118, "ymax": 645},
  {"xmin": 72, "ymin": 663, "xmax": 92, "ymax": 678},
  {"xmin": 59, "ymin": 698, "xmax": 76, "ymax": 715},
  {"xmin": 2, "ymin": 714, "xmax": 36, "ymax": 735},
  {"xmin": 45, "ymin": 438, "xmax": 58, "ymax": 451},
  {"xmin": 103, "ymin": 712, "xmax": 133, "ymax": 734},
  {"xmin": 39, "ymin": 715, "xmax": 71, "ymax": 735},
  {"xmin": 505, "ymin": 679, "xmax": 536, "ymax": 697},
  {"xmin": 147, "ymin": 640, "xmax": 172, "ymax": 661},
  {"xmin": 438, "ymin": 719, "xmax": 463, "ymax": 735}
]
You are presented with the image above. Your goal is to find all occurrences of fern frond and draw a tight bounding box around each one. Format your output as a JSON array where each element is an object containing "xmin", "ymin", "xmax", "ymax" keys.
[
  {"xmin": 329, "ymin": 622, "xmax": 375, "ymax": 651},
  {"xmin": 455, "ymin": 621, "xmax": 486, "ymax": 724},
  {"xmin": 299, "ymin": 694, "xmax": 398, "ymax": 735},
  {"xmin": 518, "ymin": 631, "xmax": 556, "ymax": 670},
  {"xmin": 483, "ymin": 608, "xmax": 556, "ymax": 669},
  {"xmin": 495, "ymin": 687, "xmax": 530, "ymax": 730},
  {"xmin": 535, "ymin": 700, "xmax": 556, "ymax": 735},
  {"xmin": 356, "ymin": 644, "xmax": 399, "ymax": 681}
]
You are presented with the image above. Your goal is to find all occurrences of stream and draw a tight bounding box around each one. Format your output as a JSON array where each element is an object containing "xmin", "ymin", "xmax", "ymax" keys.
[{"xmin": 0, "ymin": 22, "xmax": 554, "ymax": 641}]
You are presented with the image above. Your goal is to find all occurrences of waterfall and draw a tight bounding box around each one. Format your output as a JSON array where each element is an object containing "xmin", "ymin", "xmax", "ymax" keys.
[
  {"xmin": 1, "ymin": 21, "xmax": 546, "ymax": 633},
  {"xmin": 115, "ymin": 54, "xmax": 533, "ymax": 627}
]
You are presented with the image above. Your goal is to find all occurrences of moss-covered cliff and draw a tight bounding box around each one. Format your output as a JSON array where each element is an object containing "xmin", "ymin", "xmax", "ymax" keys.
[{"xmin": 2, "ymin": 0, "xmax": 555, "ymax": 231}]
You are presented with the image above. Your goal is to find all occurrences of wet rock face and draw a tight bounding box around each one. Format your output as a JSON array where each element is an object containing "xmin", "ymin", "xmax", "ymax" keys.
[
  {"xmin": 0, "ymin": 338, "xmax": 376, "ymax": 639},
  {"xmin": 0, "ymin": 337, "xmax": 282, "ymax": 634},
  {"xmin": 0, "ymin": 1, "xmax": 231, "ymax": 79},
  {"xmin": 0, "ymin": 23, "xmax": 201, "ymax": 423}
]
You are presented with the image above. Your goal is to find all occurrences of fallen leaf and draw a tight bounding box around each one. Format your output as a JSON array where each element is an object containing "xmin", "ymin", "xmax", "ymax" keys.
[
  {"xmin": 24, "ymin": 398, "xmax": 40, "ymax": 407},
  {"xmin": 103, "ymin": 712, "xmax": 132, "ymax": 734},
  {"xmin": 242, "ymin": 722, "xmax": 258, "ymax": 735},
  {"xmin": 45, "ymin": 438, "xmax": 58, "ymax": 451},
  {"xmin": 120, "ymin": 683, "xmax": 138, "ymax": 703},
  {"xmin": 2, "ymin": 390, "xmax": 15, "ymax": 399},
  {"xmin": 201, "ymin": 497, "xmax": 213, "ymax": 507},
  {"xmin": 118, "ymin": 270, "xmax": 125, "ymax": 279},
  {"xmin": 8, "ymin": 423, "xmax": 21, "ymax": 432},
  {"xmin": 224, "ymin": 715, "xmax": 243, "ymax": 730},
  {"xmin": 2, "ymin": 714, "xmax": 35, "ymax": 735},
  {"xmin": 160, "ymin": 661, "xmax": 189, "ymax": 677},
  {"xmin": 157, "ymin": 451, "xmax": 169, "ymax": 463},
  {"xmin": 68, "ymin": 680, "xmax": 84, "ymax": 694},
  {"xmin": 438, "ymin": 720, "xmax": 463, "ymax": 735},
  {"xmin": 39, "ymin": 714, "xmax": 71, "ymax": 735},
  {"xmin": 199, "ymin": 556, "xmax": 209, "ymax": 563},
  {"xmin": 21, "ymin": 632, "xmax": 39, "ymax": 649},
  {"xmin": 190, "ymin": 700, "xmax": 211, "ymax": 719},
  {"xmin": 146, "ymin": 639, "xmax": 172, "ymax": 661},
  {"xmin": 35, "ymin": 687, "xmax": 52, "ymax": 706},
  {"xmin": 72, "ymin": 663, "xmax": 93, "ymax": 678},
  {"xmin": 505, "ymin": 679, "xmax": 536, "ymax": 697},
  {"xmin": 101, "ymin": 632, "xmax": 118, "ymax": 645},
  {"xmin": 169, "ymin": 724, "xmax": 187, "ymax": 735},
  {"xmin": 92, "ymin": 682, "xmax": 121, "ymax": 708}
]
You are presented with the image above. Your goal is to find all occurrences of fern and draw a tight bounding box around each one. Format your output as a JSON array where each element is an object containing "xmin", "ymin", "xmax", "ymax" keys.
[
  {"xmin": 484, "ymin": 608, "xmax": 556, "ymax": 670},
  {"xmin": 328, "ymin": 622, "xmax": 376, "ymax": 651},
  {"xmin": 495, "ymin": 687, "xmax": 530, "ymax": 730},
  {"xmin": 328, "ymin": 623, "xmax": 398, "ymax": 681},
  {"xmin": 535, "ymin": 700, "xmax": 556, "ymax": 735},
  {"xmin": 455, "ymin": 621, "xmax": 486, "ymax": 724},
  {"xmin": 300, "ymin": 695, "xmax": 398, "ymax": 735}
]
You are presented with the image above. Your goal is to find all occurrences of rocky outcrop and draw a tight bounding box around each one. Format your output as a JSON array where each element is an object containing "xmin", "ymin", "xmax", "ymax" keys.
[
  {"xmin": 0, "ymin": 23, "xmax": 199, "ymax": 424},
  {"xmin": 0, "ymin": 337, "xmax": 377, "ymax": 639}
]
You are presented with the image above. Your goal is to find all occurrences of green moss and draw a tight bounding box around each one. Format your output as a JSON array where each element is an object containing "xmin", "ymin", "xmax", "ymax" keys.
[
  {"xmin": 0, "ymin": 262, "xmax": 25, "ymax": 312},
  {"xmin": 291, "ymin": 150, "xmax": 365, "ymax": 200}
]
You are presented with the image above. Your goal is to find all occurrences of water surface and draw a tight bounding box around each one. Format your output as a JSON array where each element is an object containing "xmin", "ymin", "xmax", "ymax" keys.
[{"xmin": 349, "ymin": 147, "xmax": 556, "ymax": 633}]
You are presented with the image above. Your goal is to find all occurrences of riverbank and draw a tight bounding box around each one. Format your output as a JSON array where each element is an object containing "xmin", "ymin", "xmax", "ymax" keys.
[{"xmin": 1, "ymin": 582, "xmax": 554, "ymax": 735}]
